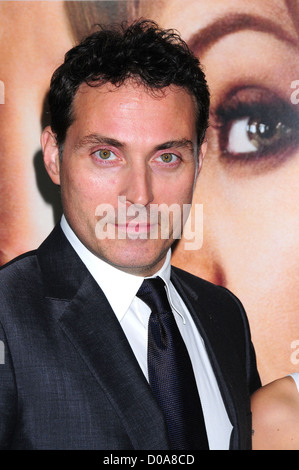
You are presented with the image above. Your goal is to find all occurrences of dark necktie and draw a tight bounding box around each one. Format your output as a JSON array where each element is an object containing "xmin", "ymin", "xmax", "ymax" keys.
[{"xmin": 137, "ymin": 277, "xmax": 209, "ymax": 450}]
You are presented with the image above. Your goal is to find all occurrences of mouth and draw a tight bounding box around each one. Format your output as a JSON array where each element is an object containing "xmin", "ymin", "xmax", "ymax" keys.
[{"xmin": 114, "ymin": 221, "xmax": 157, "ymax": 236}]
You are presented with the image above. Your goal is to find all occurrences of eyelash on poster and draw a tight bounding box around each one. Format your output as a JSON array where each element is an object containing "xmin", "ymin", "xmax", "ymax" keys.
[{"xmin": 211, "ymin": 98, "xmax": 299, "ymax": 162}]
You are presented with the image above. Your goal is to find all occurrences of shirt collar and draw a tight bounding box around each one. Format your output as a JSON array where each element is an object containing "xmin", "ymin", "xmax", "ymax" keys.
[{"xmin": 60, "ymin": 215, "xmax": 172, "ymax": 320}]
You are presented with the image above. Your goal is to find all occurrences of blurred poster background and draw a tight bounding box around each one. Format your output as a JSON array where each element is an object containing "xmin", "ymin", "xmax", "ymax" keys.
[{"xmin": 1, "ymin": 0, "xmax": 299, "ymax": 385}]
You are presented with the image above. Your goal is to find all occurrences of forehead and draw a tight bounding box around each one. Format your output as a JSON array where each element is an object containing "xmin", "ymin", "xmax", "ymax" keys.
[
  {"xmin": 69, "ymin": 81, "xmax": 197, "ymax": 143},
  {"xmin": 72, "ymin": 80, "xmax": 195, "ymax": 112}
]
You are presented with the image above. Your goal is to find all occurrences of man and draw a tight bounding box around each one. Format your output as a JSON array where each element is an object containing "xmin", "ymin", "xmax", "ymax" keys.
[{"xmin": 0, "ymin": 20, "xmax": 260, "ymax": 450}]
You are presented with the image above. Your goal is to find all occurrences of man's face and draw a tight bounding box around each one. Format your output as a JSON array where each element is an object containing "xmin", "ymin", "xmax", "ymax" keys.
[{"xmin": 42, "ymin": 81, "xmax": 204, "ymax": 276}]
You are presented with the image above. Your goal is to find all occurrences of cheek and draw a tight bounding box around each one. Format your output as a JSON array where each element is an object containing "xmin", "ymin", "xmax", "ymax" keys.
[
  {"xmin": 60, "ymin": 172, "xmax": 97, "ymax": 216},
  {"xmin": 163, "ymin": 171, "xmax": 198, "ymax": 203},
  {"xmin": 61, "ymin": 168, "xmax": 109, "ymax": 203},
  {"xmin": 199, "ymin": 161, "xmax": 299, "ymax": 280}
]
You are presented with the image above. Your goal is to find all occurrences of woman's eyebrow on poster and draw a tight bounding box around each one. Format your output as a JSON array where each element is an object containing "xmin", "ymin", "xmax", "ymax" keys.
[{"xmin": 188, "ymin": 13, "xmax": 298, "ymax": 55}]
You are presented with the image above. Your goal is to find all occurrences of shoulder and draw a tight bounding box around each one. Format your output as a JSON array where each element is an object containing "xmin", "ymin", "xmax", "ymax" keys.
[
  {"xmin": 171, "ymin": 265, "xmax": 247, "ymax": 318},
  {"xmin": 0, "ymin": 250, "xmax": 41, "ymax": 318},
  {"xmin": 0, "ymin": 249, "xmax": 39, "ymax": 282},
  {"xmin": 251, "ymin": 376, "xmax": 299, "ymax": 450},
  {"xmin": 171, "ymin": 265, "xmax": 231, "ymax": 295},
  {"xmin": 171, "ymin": 265, "xmax": 253, "ymax": 343},
  {"xmin": 0, "ymin": 224, "xmax": 66, "ymax": 294}
]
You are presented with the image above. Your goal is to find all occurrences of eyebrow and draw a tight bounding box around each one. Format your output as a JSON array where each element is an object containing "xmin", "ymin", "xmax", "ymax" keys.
[
  {"xmin": 188, "ymin": 13, "xmax": 298, "ymax": 56},
  {"xmin": 155, "ymin": 139, "xmax": 195, "ymax": 153},
  {"xmin": 74, "ymin": 134, "xmax": 195, "ymax": 153},
  {"xmin": 74, "ymin": 134, "xmax": 124, "ymax": 151}
]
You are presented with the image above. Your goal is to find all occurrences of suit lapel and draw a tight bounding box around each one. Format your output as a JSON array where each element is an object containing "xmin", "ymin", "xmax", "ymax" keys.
[
  {"xmin": 170, "ymin": 268, "xmax": 242, "ymax": 449},
  {"xmin": 37, "ymin": 225, "xmax": 169, "ymax": 450}
]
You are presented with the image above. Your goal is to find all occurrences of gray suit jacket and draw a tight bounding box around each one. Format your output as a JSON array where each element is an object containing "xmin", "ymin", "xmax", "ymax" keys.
[{"xmin": 0, "ymin": 225, "xmax": 260, "ymax": 449}]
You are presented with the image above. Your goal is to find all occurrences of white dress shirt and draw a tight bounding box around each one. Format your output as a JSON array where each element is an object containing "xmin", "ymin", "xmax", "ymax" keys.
[{"xmin": 61, "ymin": 215, "xmax": 232, "ymax": 449}]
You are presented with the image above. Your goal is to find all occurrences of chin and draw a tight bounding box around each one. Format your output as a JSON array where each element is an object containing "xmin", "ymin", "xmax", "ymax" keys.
[{"xmin": 108, "ymin": 252, "xmax": 167, "ymax": 276}]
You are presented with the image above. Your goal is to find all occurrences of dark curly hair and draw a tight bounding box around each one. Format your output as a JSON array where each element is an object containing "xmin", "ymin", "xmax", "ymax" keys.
[{"xmin": 48, "ymin": 19, "xmax": 210, "ymax": 152}]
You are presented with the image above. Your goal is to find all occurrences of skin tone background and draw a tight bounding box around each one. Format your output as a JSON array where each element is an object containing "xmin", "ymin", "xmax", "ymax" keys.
[
  {"xmin": 0, "ymin": 0, "xmax": 298, "ymax": 385},
  {"xmin": 0, "ymin": 0, "xmax": 119, "ymax": 266},
  {"xmin": 0, "ymin": 1, "xmax": 72, "ymax": 265}
]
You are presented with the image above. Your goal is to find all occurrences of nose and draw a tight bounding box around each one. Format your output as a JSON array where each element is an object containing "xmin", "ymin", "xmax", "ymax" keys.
[{"xmin": 121, "ymin": 163, "xmax": 154, "ymax": 208}]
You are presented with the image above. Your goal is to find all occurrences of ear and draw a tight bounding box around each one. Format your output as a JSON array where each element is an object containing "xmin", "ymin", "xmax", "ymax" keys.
[
  {"xmin": 41, "ymin": 126, "xmax": 61, "ymax": 185},
  {"xmin": 196, "ymin": 139, "xmax": 208, "ymax": 178}
]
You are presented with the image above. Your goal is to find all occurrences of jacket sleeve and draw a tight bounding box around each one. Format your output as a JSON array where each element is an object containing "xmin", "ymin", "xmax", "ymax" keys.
[
  {"xmin": 220, "ymin": 286, "xmax": 261, "ymax": 395},
  {"xmin": 0, "ymin": 320, "xmax": 17, "ymax": 449}
]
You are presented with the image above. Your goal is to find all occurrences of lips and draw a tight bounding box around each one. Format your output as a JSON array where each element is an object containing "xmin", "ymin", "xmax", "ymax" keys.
[{"xmin": 115, "ymin": 221, "xmax": 156, "ymax": 234}]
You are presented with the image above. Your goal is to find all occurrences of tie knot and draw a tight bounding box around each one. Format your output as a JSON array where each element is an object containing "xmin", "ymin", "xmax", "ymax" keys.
[{"xmin": 136, "ymin": 277, "xmax": 171, "ymax": 314}]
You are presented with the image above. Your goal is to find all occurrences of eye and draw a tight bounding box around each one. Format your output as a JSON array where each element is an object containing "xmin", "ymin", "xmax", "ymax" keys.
[
  {"xmin": 157, "ymin": 153, "xmax": 179, "ymax": 164},
  {"xmin": 212, "ymin": 87, "xmax": 299, "ymax": 164},
  {"xmin": 227, "ymin": 116, "xmax": 293, "ymax": 155},
  {"xmin": 93, "ymin": 149, "xmax": 117, "ymax": 161}
]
